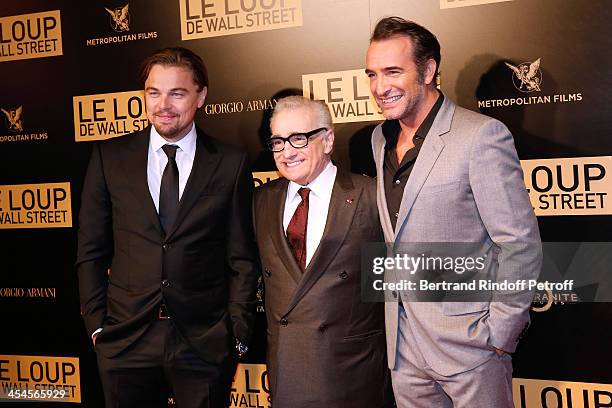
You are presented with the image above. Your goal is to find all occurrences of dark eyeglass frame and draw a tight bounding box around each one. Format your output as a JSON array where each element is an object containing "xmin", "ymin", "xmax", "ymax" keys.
[{"xmin": 267, "ymin": 127, "xmax": 328, "ymax": 152}]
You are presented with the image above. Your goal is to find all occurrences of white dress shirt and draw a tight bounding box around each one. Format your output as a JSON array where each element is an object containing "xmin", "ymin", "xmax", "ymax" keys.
[
  {"xmin": 283, "ymin": 161, "xmax": 337, "ymax": 268},
  {"xmin": 147, "ymin": 124, "xmax": 197, "ymax": 212}
]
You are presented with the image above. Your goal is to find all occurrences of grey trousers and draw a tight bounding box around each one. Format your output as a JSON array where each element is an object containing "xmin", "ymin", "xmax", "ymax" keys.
[{"xmin": 391, "ymin": 306, "xmax": 514, "ymax": 408}]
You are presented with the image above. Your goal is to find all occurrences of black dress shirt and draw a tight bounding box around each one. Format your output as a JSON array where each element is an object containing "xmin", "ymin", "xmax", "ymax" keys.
[{"xmin": 383, "ymin": 92, "xmax": 444, "ymax": 229}]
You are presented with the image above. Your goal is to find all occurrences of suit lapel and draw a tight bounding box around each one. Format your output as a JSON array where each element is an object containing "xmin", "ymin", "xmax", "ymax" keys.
[
  {"xmin": 122, "ymin": 127, "xmax": 163, "ymax": 235},
  {"xmin": 268, "ymin": 178, "xmax": 304, "ymax": 284},
  {"xmin": 164, "ymin": 127, "xmax": 221, "ymax": 240},
  {"xmin": 395, "ymin": 96, "xmax": 455, "ymax": 240},
  {"xmin": 284, "ymin": 170, "xmax": 360, "ymax": 315},
  {"xmin": 372, "ymin": 127, "xmax": 395, "ymax": 243}
]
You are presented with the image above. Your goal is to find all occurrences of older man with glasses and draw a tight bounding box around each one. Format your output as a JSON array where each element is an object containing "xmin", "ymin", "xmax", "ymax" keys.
[{"xmin": 252, "ymin": 95, "xmax": 390, "ymax": 407}]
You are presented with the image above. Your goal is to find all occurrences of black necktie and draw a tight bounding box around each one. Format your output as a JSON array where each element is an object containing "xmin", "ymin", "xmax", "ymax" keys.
[{"xmin": 159, "ymin": 144, "xmax": 179, "ymax": 234}]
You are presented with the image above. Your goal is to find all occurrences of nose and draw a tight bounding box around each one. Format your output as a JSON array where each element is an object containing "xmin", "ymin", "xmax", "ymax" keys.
[
  {"xmin": 374, "ymin": 75, "xmax": 390, "ymax": 98},
  {"xmin": 159, "ymin": 94, "xmax": 170, "ymax": 110},
  {"xmin": 282, "ymin": 140, "xmax": 298, "ymax": 158}
]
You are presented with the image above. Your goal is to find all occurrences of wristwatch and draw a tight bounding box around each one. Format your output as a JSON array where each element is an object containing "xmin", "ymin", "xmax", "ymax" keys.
[{"xmin": 235, "ymin": 338, "xmax": 248, "ymax": 358}]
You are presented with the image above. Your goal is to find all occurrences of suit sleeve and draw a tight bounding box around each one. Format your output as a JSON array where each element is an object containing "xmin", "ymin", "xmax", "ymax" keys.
[
  {"xmin": 227, "ymin": 152, "xmax": 261, "ymax": 345},
  {"xmin": 468, "ymin": 119, "xmax": 542, "ymax": 353},
  {"xmin": 76, "ymin": 143, "xmax": 113, "ymax": 337}
]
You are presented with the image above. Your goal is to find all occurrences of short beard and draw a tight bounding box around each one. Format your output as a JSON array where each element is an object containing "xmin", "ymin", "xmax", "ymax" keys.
[{"xmin": 152, "ymin": 121, "xmax": 187, "ymax": 142}]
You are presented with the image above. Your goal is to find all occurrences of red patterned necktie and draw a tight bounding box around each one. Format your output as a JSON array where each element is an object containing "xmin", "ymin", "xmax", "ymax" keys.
[{"xmin": 286, "ymin": 187, "xmax": 310, "ymax": 271}]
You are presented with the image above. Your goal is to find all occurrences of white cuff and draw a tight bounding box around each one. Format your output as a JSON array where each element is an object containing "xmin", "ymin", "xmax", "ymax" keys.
[{"xmin": 91, "ymin": 327, "xmax": 103, "ymax": 339}]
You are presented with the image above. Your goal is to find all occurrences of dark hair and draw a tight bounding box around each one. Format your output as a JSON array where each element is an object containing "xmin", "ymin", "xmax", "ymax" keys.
[
  {"xmin": 370, "ymin": 17, "xmax": 441, "ymax": 81},
  {"xmin": 139, "ymin": 47, "xmax": 208, "ymax": 91}
]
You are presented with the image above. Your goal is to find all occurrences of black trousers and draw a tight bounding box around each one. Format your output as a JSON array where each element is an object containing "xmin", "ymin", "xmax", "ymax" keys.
[{"xmin": 96, "ymin": 320, "xmax": 235, "ymax": 408}]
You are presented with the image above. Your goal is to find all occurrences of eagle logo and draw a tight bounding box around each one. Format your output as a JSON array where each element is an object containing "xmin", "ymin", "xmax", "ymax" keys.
[
  {"xmin": 105, "ymin": 3, "xmax": 130, "ymax": 32},
  {"xmin": 505, "ymin": 58, "xmax": 542, "ymax": 93},
  {"xmin": 2, "ymin": 106, "xmax": 23, "ymax": 133}
]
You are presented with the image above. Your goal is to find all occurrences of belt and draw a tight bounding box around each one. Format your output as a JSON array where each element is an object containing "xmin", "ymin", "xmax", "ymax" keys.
[{"xmin": 157, "ymin": 303, "xmax": 171, "ymax": 320}]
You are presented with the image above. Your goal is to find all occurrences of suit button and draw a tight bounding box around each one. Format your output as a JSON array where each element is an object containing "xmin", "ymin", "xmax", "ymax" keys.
[
  {"xmin": 162, "ymin": 244, "xmax": 169, "ymax": 251},
  {"xmin": 161, "ymin": 279, "xmax": 170, "ymax": 288},
  {"xmin": 264, "ymin": 269, "xmax": 271, "ymax": 277},
  {"xmin": 280, "ymin": 318, "xmax": 288, "ymax": 326},
  {"xmin": 339, "ymin": 271, "xmax": 348, "ymax": 279},
  {"xmin": 318, "ymin": 324, "xmax": 327, "ymax": 332}
]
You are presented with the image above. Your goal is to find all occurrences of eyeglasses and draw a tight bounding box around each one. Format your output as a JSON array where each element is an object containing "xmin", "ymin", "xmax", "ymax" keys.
[{"xmin": 267, "ymin": 127, "xmax": 328, "ymax": 152}]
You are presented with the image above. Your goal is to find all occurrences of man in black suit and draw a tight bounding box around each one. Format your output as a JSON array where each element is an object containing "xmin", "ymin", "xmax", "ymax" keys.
[{"xmin": 77, "ymin": 47, "xmax": 259, "ymax": 408}]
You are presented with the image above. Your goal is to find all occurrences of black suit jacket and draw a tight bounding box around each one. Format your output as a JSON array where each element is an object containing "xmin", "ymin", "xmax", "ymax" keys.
[
  {"xmin": 253, "ymin": 170, "xmax": 387, "ymax": 407},
  {"xmin": 76, "ymin": 125, "xmax": 259, "ymax": 364}
]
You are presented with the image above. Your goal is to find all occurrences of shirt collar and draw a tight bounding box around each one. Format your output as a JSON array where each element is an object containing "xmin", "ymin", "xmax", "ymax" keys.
[
  {"xmin": 150, "ymin": 123, "xmax": 197, "ymax": 159},
  {"xmin": 287, "ymin": 161, "xmax": 337, "ymax": 201},
  {"xmin": 382, "ymin": 90, "xmax": 444, "ymax": 150}
]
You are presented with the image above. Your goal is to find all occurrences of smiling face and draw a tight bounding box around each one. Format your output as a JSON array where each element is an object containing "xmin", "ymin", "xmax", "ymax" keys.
[
  {"xmin": 366, "ymin": 35, "xmax": 435, "ymax": 123},
  {"xmin": 271, "ymin": 106, "xmax": 334, "ymax": 186},
  {"xmin": 144, "ymin": 64, "xmax": 207, "ymax": 142}
]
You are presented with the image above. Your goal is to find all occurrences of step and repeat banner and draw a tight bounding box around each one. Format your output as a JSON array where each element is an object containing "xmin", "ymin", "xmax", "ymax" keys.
[{"xmin": 1, "ymin": 0, "xmax": 610, "ymax": 406}]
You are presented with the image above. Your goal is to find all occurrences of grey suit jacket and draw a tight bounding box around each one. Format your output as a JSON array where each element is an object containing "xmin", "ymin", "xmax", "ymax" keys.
[
  {"xmin": 253, "ymin": 170, "xmax": 387, "ymax": 408},
  {"xmin": 372, "ymin": 93, "xmax": 542, "ymax": 376}
]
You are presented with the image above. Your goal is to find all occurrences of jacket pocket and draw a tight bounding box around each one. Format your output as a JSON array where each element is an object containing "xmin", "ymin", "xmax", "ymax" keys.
[
  {"xmin": 442, "ymin": 301, "xmax": 489, "ymax": 316},
  {"xmin": 342, "ymin": 329, "xmax": 383, "ymax": 342},
  {"xmin": 418, "ymin": 181, "xmax": 460, "ymax": 196}
]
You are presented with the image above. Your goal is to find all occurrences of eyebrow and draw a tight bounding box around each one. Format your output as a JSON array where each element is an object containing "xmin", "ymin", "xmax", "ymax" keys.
[
  {"xmin": 144, "ymin": 87, "xmax": 189, "ymax": 92},
  {"xmin": 271, "ymin": 131, "xmax": 307, "ymax": 138},
  {"xmin": 365, "ymin": 66, "xmax": 404, "ymax": 73},
  {"xmin": 272, "ymin": 127, "xmax": 326, "ymax": 138}
]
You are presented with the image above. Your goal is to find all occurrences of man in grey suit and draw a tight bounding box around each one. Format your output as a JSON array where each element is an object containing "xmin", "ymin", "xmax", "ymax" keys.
[
  {"xmin": 365, "ymin": 17, "xmax": 542, "ymax": 407},
  {"xmin": 253, "ymin": 96, "xmax": 387, "ymax": 407}
]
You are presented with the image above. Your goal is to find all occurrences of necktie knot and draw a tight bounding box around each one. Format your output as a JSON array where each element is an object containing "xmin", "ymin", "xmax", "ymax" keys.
[
  {"xmin": 162, "ymin": 144, "xmax": 178, "ymax": 160},
  {"xmin": 298, "ymin": 187, "xmax": 310, "ymax": 201}
]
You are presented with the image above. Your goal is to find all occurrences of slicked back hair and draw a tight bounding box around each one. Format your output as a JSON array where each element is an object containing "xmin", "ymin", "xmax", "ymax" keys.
[
  {"xmin": 371, "ymin": 16, "xmax": 441, "ymax": 81},
  {"xmin": 140, "ymin": 47, "xmax": 208, "ymax": 91}
]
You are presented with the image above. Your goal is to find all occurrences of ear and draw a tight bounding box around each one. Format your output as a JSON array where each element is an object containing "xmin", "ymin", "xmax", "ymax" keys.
[
  {"xmin": 423, "ymin": 59, "xmax": 437, "ymax": 86},
  {"xmin": 323, "ymin": 130, "xmax": 335, "ymax": 155},
  {"xmin": 197, "ymin": 86, "xmax": 208, "ymax": 109}
]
